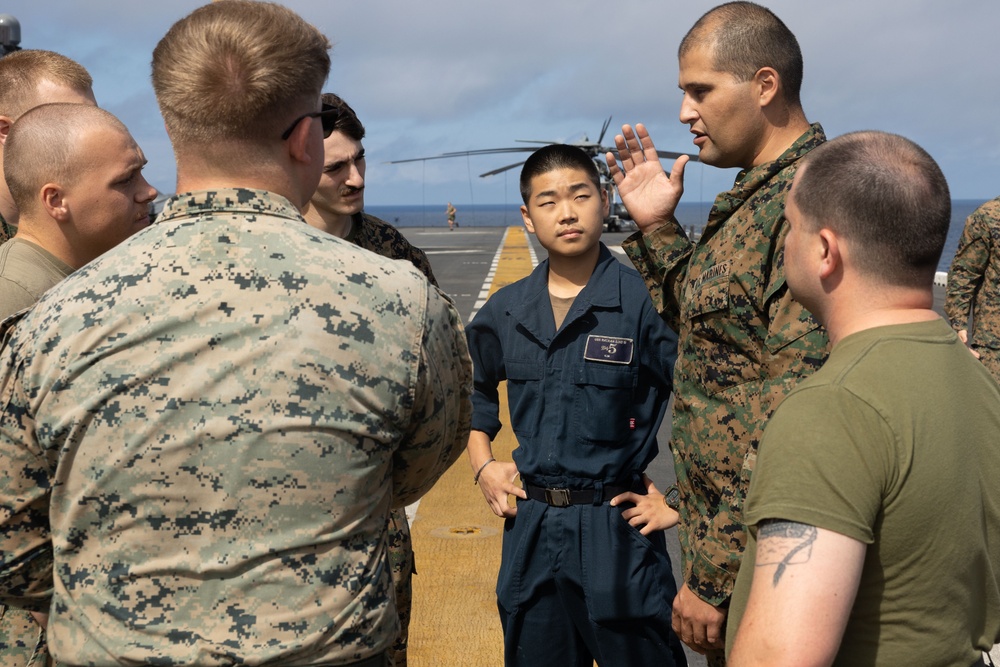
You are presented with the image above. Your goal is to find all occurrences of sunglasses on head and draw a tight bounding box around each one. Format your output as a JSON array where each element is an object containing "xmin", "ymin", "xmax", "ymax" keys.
[{"xmin": 281, "ymin": 102, "xmax": 339, "ymax": 140}]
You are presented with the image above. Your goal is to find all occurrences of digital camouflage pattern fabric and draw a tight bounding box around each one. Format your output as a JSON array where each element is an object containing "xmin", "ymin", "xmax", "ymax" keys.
[
  {"xmin": 944, "ymin": 196, "xmax": 1000, "ymax": 383},
  {"xmin": 0, "ymin": 188, "xmax": 473, "ymax": 666},
  {"xmin": 0, "ymin": 212, "xmax": 12, "ymax": 246},
  {"xmin": 347, "ymin": 210, "xmax": 437, "ymax": 667},
  {"xmin": 349, "ymin": 212, "xmax": 438, "ymax": 289},
  {"xmin": 0, "ymin": 606, "xmax": 49, "ymax": 667},
  {"xmin": 622, "ymin": 124, "xmax": 830, "ymax": 606}
]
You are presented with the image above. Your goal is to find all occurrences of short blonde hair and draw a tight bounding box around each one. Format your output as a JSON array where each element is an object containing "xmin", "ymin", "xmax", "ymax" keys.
[
  {"xmin": 5, "ymin": 104, "xmax": 127, "ymax": 213},
  {"xmin": 0, "ymin": 50, "xmax": 93, "ymax": 120},
  {"xmin": 152, "ymin": 0, "xmax": 331, "ymax": 147}
]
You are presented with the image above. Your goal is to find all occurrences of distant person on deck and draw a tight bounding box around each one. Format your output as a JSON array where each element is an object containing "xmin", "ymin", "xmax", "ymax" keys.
[
  {"xmin": 727, "ymin": 130, "xmax": 1000, "ymax": 667},
  {"xmin": 0, "ymin": 50, "xmax": 96, "ymax": 245},
  {"xmin": 447, "ymin": 201, "xmax": 457, "ymax": 230},
  {"xmin": 466, "ymin": 143, "xmax": 685, "ymax": 667},
  {"xmin": 604, "ymin": 3, "xmax": 828, "ymax": 662},
  {"xmin": 944, "ymin": 196, "xmax": 1000, "ymax": 384},
  {"xmin": 301, "ymin": 91, "xmax": 437, "ymax": 667}
]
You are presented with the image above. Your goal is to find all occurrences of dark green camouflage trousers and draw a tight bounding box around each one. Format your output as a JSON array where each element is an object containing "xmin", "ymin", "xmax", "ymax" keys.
[
  {"xmin": 386, "ymin": 508, "xmax": 415, "ymax": 667},
  {"xmin": 0, "ymin": 605, "xmax": 51, "ymax": 666}
]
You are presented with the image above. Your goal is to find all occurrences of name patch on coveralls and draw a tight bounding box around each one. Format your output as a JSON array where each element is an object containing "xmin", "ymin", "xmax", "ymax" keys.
[{"xmin": 584, "ymin": 335, "xmax": 634, "ymax": 364}]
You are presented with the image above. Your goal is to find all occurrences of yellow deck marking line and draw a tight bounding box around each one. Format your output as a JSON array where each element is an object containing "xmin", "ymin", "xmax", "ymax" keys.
[
  {"xmin": 469, "ymin": 225, "xmax": 538, "ymax": 322},
  {"xmin": 408, "ymin": 227, "xmax": 538, "ymax": 666}
]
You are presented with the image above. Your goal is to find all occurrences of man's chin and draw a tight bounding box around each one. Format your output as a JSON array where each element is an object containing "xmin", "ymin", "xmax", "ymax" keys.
[{"xmin": 342, "ymin": 198, "xmax": 364, "ymax": 216}]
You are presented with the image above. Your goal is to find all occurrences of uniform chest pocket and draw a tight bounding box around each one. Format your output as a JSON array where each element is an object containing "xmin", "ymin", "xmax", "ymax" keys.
[
  {"xmin": 504, "ymin": 359, "xmax": 543, "ymax": 438},
  {"xmin": 683, "ymin": 274, "xmax": 762, "ymax": 395},
  {"xmin": 571, "ymin": 363, "xmax": 637, "ymax": 444},
  {"xmin": 683, "ymin": 273, "xmax": 729, "ymax": 322}
]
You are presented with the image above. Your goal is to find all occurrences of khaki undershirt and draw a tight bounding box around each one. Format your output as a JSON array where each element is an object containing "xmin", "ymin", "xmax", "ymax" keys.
[{"xmin": 550, "ymin": 292, "xmax": 576, "ymax": 330}]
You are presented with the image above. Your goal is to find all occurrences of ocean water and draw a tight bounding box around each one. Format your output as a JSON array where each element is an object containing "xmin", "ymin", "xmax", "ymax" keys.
[{"xmin": 367, "ymin": 199, "xmax": 988, "ymax": 273}]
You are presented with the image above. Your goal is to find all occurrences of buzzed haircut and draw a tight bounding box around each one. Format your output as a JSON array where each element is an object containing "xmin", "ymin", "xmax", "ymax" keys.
[
  {"xmin": 680, "ymin": 1, "xmax": 804, "ymax": 107},
  {"xmin": 793, "ymin": 131, "xmax": 951, "ymax": 288},
  {"xmin": 0, "ymin": 49, "xmax": 93, "ymax": 120},
  {"xmin": 5, "ymin": 104, "xmax": 128, "ymax": 212},
  {"xmin": 151, "ymin": 0, "xmax": 331, "ymax": 146},
  {"xmin": 321, "ymin": 93, "xmax": 365, "ymax": 142},
  {"xmin": 519, "ymin": 144, "xmax": 601, "ymax": 204}
]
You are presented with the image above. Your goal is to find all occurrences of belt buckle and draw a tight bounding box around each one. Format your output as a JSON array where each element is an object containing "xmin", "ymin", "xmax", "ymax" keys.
[{"xmin": 544, "ymin": 487, "xmax": 571, "ymax": 507}]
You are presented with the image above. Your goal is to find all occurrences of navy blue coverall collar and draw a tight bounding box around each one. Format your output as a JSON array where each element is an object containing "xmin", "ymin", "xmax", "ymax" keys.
[{"xmin": 508, "ymin": 243, "xmax": 622, "ymax": 347}]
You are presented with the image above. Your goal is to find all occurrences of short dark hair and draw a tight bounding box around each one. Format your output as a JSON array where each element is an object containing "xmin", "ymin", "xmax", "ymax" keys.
[
  {"xmin": 793, "ymin": 131, "xmax": 951, "ymax": 288},
  {"xmin": 320, "ymin": 93, "xmax": 365, "ymax": 142},
  {"xmin": 680, "ymin": 2, "xmax": 803, "ymax": 107},
  {"xmin": 519, "ymin": 144, "xmax": 601, "ymax": 204}
]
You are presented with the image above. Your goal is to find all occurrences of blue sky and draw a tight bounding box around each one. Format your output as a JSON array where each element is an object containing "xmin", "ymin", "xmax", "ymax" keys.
[{"xmin": 3, "ymin": 0, "xmax": 998, "ymax": 207}]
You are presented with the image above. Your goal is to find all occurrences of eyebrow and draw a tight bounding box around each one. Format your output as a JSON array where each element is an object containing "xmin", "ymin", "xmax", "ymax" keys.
[
  {"xmin": 113, "ymin": 156, "xmax": 148, "ymax": 182},
  {"xmin": 324, "ymin": 146, "xmax": 365, "ymax": 170},
  {"xmin": 533, "ymin": 182, "xmax": 592, "ymax": 200}
]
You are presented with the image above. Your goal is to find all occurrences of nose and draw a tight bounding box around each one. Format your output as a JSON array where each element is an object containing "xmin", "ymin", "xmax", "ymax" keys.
[
  {"xmin": 556, "ymin": 199, "xmax": 578, "ymax": 223},
  {"xmin": 679, "ymin": 93, "xmax": 697, "ymax": 125},
  {"xmin": 346, "ymin": 161, "xmax": 365, "ymax": 188},
  {"xmin": 138, "ymin": 178, "xmax": 157, "ymax": 205}
]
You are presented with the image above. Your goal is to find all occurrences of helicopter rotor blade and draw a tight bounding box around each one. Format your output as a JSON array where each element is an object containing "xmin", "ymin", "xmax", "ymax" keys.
[
  {"xmin": 385, "ymin": 146, "xmax": 538, "ymax": 164},
  {"xmin": 478, "ymin": 161, "xmax": 527, "ymax": 178},
  {"xmin": 384, "ymin": 126, "xmax": 699, "ymax": 167},
  {"xmin": 597, "ymin": 116, "xmax": 613, "ymax": 145},
  {"xmin": 656, "ymin": 150, "xmax": 700, "ymax": 162}
]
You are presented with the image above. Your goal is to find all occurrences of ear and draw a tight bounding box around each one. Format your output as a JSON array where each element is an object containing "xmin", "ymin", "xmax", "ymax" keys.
[
  {"xmin": 0, "ymin": 115, "xmax": 12, "ymax": 146},
  {"xmin": 41, "ymin": 184, "xmax": 69, "ymax": 222},
  {"xmin": 600, "ymin": 187, "xmax": 610, "ymax": 218},
  {"xmin": 817, "ymin": 228, "xmax": 841, "ymax": 280},
  {"xmin": 286, "ymin": 116, "xmax": 318, "ymax": 166},
  {"xmin": 520, "ymin": 204, "xmax": 536, "ymax": 235},
  {"xmin": 753, "ymin": 66, "xmax": 780, "ymax": 108}
]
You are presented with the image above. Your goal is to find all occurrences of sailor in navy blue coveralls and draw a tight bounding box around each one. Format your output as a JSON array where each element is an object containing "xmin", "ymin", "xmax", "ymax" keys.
[{"xmin": 467, "ymin": 244, "xmax": 685, "ymax": 667}]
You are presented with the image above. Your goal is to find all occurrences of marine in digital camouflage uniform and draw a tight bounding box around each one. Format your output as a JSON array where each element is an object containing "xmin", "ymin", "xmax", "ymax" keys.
[
  {"xmin": 0, "ymin": 188, "xmax": 473, "ymax": 666},
  {"xmin": 0, "ymin": 3, "xmax": 473, "ymax": 666},
  {"xmin": 622, "ymin": 122, "xmax": 828, "ymax": 606},
  {"xmin": 352, "ymin": 210, "xmax": 436, "ymax": 664},
  {"xmin": 349, "ymin": 211, "xmax": 437, "ymax": 667},
  {"xmin": 301, "ymin": 92, "xmax": 438, "ymax": 667},
  {"xmin": 607, "ymin": 5, "xmax": 829, "ymax": 663},
  {"xmin": 944, "ymin": 196, "xmax": 1000, "ymax": 384}
]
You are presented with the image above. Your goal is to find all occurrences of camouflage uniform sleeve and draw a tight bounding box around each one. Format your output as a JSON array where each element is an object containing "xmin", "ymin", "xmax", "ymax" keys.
[
  {"xmin": 944, "ymin": 212, "xmax": 990, "ymax": 331},
  {"xmin": 408, "ymin": 248, "xmax": 438, "ymax": 289},
  {"xmin": 391, "ymin": 285, "xmax": 473, "ymax": 508},
  {"xmin": 0, "ymin": 216, "xmax": 13, "ymax": 246},
  {"xmin": 621, "ymin": 220, "xmax": 693, "ymax": 332},
  {"xmin": 0, "ymin": 339, "xmax": 55, "ymax": 612}
]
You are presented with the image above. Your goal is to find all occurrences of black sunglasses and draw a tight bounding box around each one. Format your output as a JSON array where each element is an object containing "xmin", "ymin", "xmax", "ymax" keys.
[{"xmin": 281, "ymin": 102, "xmax": 339, "ymax": 140}]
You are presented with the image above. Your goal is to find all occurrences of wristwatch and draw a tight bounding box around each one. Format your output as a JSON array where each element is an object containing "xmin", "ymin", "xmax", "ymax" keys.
[{"xmin": 663, "ymin": 485, "xmax": 680, "ymax": 511}]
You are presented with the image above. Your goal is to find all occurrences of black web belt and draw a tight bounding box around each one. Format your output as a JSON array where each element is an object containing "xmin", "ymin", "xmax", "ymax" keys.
[{"xmin": 523, "ymin": 483, "xmax": 632, "ymax": 507}]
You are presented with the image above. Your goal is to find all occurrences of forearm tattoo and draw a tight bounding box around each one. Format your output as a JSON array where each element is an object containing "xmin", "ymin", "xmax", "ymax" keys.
[{"xmin": 756, "ymin": 520, "xmax": 817, "ymax": 586}]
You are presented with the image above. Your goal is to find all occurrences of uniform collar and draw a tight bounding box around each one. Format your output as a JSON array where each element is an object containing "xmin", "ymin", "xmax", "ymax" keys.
[
  {"xmin": 155, "ymin": 188, "xmax": 305, "ymax": 225},
  {"xmin": 509, "ymin": 243, "xmax": 621, "ymax": 345}
]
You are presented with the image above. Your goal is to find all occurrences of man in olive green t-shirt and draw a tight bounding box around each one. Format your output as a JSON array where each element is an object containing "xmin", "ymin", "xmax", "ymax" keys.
[
  {"xmin": 727, "ymin": 132, "xmax": 1000, "ymax": 667},
  {"xmin": 0, "ymin": 104, "xmax": 155, "ymax": 320}
]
